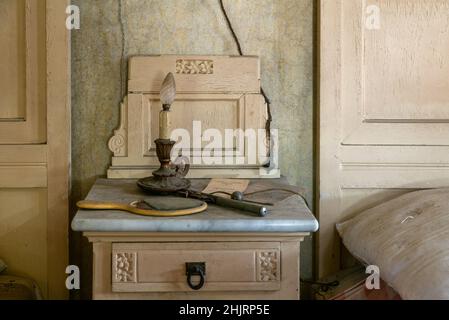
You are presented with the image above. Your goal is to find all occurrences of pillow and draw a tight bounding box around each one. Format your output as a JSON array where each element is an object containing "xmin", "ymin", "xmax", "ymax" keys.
[{"xmin": 336, "ymin": 188, "xmax": 449, "ymax": 300}]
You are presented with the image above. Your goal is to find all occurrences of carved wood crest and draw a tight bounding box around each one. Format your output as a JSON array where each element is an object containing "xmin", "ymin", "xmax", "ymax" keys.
[{"xmin": 108, "ymin": 55, "xmax": 280, "ymax": 179}]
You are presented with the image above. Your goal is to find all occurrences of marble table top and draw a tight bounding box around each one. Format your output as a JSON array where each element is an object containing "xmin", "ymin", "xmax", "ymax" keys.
[{"xmin": 71, "ymin": 179, "xmax": 319, "ymax": 233}]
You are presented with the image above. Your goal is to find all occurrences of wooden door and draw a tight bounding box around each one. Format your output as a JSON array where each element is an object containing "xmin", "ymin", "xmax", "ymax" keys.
[
  {"xmin": 0, "ymin": 0, "xmax": 70, "ymax": 298},
  {"xmin": 319, "ymin": 0, "xmax": 449, "ymax": 277}
]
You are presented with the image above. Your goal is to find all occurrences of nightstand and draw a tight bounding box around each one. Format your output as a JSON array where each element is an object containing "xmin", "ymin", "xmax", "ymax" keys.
[{"xmin": 71, "ymin": 179, "xmax": 318, "ymax": 300}]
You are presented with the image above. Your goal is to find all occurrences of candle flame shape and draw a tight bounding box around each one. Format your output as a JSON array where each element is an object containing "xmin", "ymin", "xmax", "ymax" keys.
[{"xmin": 160, "ymin": 72, "xmax": 176, "ymax": 109}]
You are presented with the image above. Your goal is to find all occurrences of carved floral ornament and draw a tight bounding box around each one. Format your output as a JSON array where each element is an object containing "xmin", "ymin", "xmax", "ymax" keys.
[
  {"xmin": 114, "ymin": 252, "xmax": 136, "ymax": 283},
  {"xmin": 258, "ymin": 251, "xmax": 278, "ymax": 282},
  {"xmin": 176, "ymin": 59, "xmax": 214, "ymax": 74}
]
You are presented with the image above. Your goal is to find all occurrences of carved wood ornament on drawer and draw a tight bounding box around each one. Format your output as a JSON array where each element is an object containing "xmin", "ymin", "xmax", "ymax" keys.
[
  {"xmin": 258, "ymin": 251, "xmax": 279, "ymax": 282},
  {"xmin": 113, "ymin": 252, "xmax": 137, "ymax": 283}
]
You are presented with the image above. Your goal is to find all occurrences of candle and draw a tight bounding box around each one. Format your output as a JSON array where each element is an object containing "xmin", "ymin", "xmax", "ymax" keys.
[
  {"xmin": 159, "ymin": 109, "xmax": 171, "ymax": 139},
  {"xmin": 159, "ymin": 73, "xmax": 176, "ymax": 140}
]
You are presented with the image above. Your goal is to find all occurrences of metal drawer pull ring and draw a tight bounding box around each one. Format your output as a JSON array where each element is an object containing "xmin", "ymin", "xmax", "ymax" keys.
[{"xmin": 186, "ymin": 262, "xmax": 206, "ymax": 290}]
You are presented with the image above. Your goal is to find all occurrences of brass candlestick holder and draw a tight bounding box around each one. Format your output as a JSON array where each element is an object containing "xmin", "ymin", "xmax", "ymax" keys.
[
  {"xmin": 137, "ymin": 138, "xmax": 191, "ymax": 194},
  {"xmin": 137, "ymin": 73, "xmax": 191, "ymax": 194}
]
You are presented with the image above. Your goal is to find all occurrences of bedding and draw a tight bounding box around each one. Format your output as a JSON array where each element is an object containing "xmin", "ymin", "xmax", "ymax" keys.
[{"xmin": 336, "ymin": 188, "xmax": 449, "ymax": 300}]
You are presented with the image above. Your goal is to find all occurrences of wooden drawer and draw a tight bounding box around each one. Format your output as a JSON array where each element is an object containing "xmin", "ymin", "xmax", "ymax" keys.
[{"xmin": 111, "ymin": 242, "xmax": 281, "ymax": 293}]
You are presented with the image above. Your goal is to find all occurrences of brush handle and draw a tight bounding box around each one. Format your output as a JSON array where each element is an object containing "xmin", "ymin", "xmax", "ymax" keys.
[
  {"xmin": 76, "ymin": 200, "xmax": 207, "ymax": 217},
  {"xmin": 77, "ymin": 200, "xmax": 130, "ymax": 211},
  {"xmin": 212, "ymin": 196, "xmax": 268, "ymax": 217},
  {"xmin": 178, "ymin": 191, "xmax": 269, "ymax": 217}
]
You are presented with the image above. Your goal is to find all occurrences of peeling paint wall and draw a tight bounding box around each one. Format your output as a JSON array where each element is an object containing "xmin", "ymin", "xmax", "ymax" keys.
[{"xmin": 71, "ymin": 0, "xmax": 314, "ymax": 298}]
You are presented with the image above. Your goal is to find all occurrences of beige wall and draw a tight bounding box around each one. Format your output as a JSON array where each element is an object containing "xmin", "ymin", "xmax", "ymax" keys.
[
  {"xmin": 1, "ymin": 0, "xmax": 70, "ymax": 299},
  {"xmin": 71, "ymin": 0, "xmax": 314, "ymax": 297}
]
